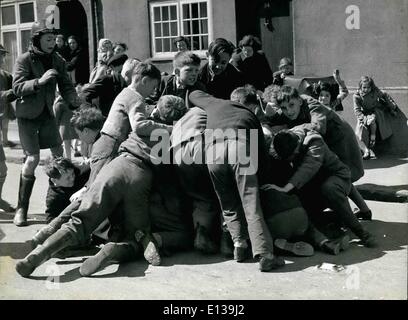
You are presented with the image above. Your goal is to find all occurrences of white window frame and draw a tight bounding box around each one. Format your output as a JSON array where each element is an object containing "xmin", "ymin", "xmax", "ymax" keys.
[
  {"xmin": 149, "ymin": 0, "xmax": 213, "ymax": 60},
  {"xmin": 0, "ymin": 1, "xmax": 37, "ymax": 70}
]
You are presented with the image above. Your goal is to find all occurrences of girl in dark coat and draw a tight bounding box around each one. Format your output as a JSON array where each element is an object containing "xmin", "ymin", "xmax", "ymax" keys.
[
  {"xmin": 66, "ymin": 35, "xmax": 89, "ymax": 85},
  {"xmin": 353, "ymin": 76, "xmax": 399, "ymax": 159},
  {"xmin": 230, "ymin": 35, "xmax": 273, "ymax": 91}
]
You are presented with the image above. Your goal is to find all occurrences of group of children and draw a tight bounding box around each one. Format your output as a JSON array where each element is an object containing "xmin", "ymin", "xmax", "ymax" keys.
[{"xmin": 0, "ymin": 21, "xmax": 404, "ymax": 278}]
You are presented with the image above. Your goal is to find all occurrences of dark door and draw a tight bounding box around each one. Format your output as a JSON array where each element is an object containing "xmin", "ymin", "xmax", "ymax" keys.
[{"xmin": 56, "ymin": 0, "xmax": 90, "ymax": 79}]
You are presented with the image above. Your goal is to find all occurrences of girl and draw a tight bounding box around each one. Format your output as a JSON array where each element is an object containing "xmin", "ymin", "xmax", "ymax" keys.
[
  {"xmin": 353, "ymin": 76, "xmax": 398, "ymax": 159},
  {"xmin": 316, "ymin": 69, "xmax": 348, "ymax": 112},
  {"xmin": 66, "ymin": 35, "xmax": 89, "ymax": 85},
  {"xmin": 230, "ymin": 35, "xmax": 273, "ymax": 91}
]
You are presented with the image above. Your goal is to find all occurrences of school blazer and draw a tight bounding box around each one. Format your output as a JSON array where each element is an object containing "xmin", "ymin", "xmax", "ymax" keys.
[{"xmin": 12, "ymin": 51, "xmax": 78, "ymax": 120}]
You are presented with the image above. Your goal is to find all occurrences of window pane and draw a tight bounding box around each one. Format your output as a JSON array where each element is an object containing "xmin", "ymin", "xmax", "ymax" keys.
[
  {"xmin": 154, "ymin": 7, "xmax": 161, "ymax": 21},
  {"xmin": 200, "ymin": 19, "xmax": 208, "ymax": 34},
  {"xmin": 191, "ymin": 36, "xmax": 199, "ymax": 50},
  {"xmin": 1, "ymin": 6, "xmax": 16, "ymax": 25},
  {"xmin": 170, "ymin": 22, "xmax": 178, "ymax": 36},
  {"xmin": 154, "ymin": 23, "xmax": 162, "ymax": 37},
  {"xmin": 171, "ymin": 37, "xmax": 177, "ymax": 51},
  {"xmin": 2, "ymin": 31, "xmax": 17, "ymax": 72},
  {"xmin": 192, "ymin": 20, "xmax": 199, "ymax": 34},
  {"xmin": 182, "ymin": 4, "xmax": 190, "ymax": 19},
  {"xmin": 183, "ymin": 21, "xmax": 191, "ymax": 35},
  {"xmin": 155, "ymin": 39, "xmax": 162, "ymax": 53},
  {"xmin": 201, "ymin": 36, "xmax": 208, "ymax": 50},
  {"xmin": 170, "ymin": 6, "xmax": 177, "ymax": 20},
  {"xmin": 163, "ymin": 38, "xmax": 170, "ymax": 52},
  {"xmin": 21, "ymin": 30, "xmax": 32, "ymax": 53},
  {"xmin": 162, "ymin": 6, "xmax": 169, "ymax": 21},
  {"xmin": 19, "ymin": 3, "xmax": 35, "ymax": 23},
  {"xmin": 163, "ymin": 22, "xmax": 169, "ymax": 37},
  {"xmin": 191, "ymin": 3, "xmax": 199, "ymax": 19},
  {"xmin": 200, "ymin": 2, "xmax": 207, "ymax": 17}
]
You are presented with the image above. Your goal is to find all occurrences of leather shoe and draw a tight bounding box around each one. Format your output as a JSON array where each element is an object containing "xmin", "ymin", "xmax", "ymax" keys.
[
  {"xmin": 259, "ymin": 254, "xmax": 285, "ymax": 272},
  {"xmin": 274, "ymin": 239, "xmax": 314, "ymax": 257}
]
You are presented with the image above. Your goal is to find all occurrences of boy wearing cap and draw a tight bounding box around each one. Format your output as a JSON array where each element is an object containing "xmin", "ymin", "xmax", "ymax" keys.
[
  {"xmin": 12, "ymin": 20, "xmax": 81, "ymax": 226},
  {"xmin": 0, "ymin": 44, "xmax": 17, "ymax": 212}
]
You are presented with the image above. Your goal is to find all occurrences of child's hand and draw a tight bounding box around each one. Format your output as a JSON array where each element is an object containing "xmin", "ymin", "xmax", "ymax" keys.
[
  {"xmin": 38, "ymin": 69, "xmax": 58, "ymax": 86},
  {"xmin": 333, "ymin": 69, "xmax": 341, "ymax": 82},
  {"xmin": 366, "ymin": 114, "xmax": 376, "ymax": 125}
]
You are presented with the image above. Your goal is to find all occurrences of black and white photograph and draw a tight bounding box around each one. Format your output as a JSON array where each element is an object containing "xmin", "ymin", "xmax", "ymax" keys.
[{"xmin": 0, "ymin": 0, "xmax": 407, "ymax": 303}]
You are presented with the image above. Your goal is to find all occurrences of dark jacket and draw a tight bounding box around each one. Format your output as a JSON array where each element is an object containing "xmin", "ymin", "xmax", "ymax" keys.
[
  {"xmin": 12, "ymin": 47, "xmax": 79, "ymax": 119},
  {"xmin": 55, "ymin": 45, "xmax": 70, "ymax": 61},
  {"xmin": 150, "ymin": 74, "xmax": 207, "ymax": 107},
  {"xmin": 188, "ymin": 90, "xmax": 270, "ymax": 184},
  {"xmin": 231, "ymin": 50, "xmax": 273, "ymax": 91},
  {"xmin": 66, "ymin": 47, "xmax": 89, "ymax": 85},
  {"xmin": 45, "ymin": 167, "xmax": 90, "ymax": 222},
  {"xmin": 198, "ymin": 62, "xmax": 244, "ymax": 100},
  {"xmin": 80, "ymin": 73, "xmax": 127, "ymax": 117},
  {"xmin": 288, "ymin": 126, "xmax": 351, "ymax": 190},
  {"xmin": 270, "ymin": 94, "xmax": 364, "ymax": 181},
  {"xmin": 0, "ymin": 69, "xmax": 17, "ymax": 118},
  {"xmin": 272, "ymin": 70, "xmax": 294, "ymax": 86}
]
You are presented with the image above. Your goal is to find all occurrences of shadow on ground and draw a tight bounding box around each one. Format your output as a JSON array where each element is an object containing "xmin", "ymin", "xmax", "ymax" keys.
[
  {"xmin": 362, "ymin": 156, "xmax": 407, "ymax": 170},
  {"xmin": 274, "ymin": 219, "xmax": 408, "ymax": 273},
  {"xmin": 1, "ymin": 219, "xmax": 406, "ymax": 280}
]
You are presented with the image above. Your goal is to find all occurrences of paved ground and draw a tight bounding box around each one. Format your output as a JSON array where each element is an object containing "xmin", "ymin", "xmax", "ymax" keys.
[{"xmin": 0, "ymin": 121, "xmax": 407, "ymax": 300}]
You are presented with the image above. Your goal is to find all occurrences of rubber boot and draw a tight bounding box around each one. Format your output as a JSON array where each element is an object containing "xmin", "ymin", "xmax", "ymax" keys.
[
  {"xmin": 13, "ymin": 174, "xmax": 35, "ymax": 227},
  {"xmin": 0, "ymin": 175, "xmax": 15, "ymax": 212},
  {"xmin": 15, "ymin": 229, "xmax": 76, "ymax": 277},
  {"xmin": 79, "ymin": 241, "xmax": 140, "ymax": 277}
]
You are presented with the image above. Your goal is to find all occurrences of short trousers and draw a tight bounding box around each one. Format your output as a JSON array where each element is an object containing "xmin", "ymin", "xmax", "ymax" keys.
[{"xmin": 18, "ymin": 109, "xmax": 62, "ymax": 156}]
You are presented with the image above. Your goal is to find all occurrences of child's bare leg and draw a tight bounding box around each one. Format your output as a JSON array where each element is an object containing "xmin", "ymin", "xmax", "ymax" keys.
[
  {"xmin": 369, "ymin": 122, "xmax": 377, "ymax": 147},
  {"xmin": 63, "ymin": 140, "xmax": 71, "ymax": 160}
]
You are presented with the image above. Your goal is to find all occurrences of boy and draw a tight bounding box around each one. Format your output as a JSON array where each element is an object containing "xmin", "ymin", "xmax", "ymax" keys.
[
  {"xmin": 272, "ymin": 57, "xmax": 294, "ymax": 86},
  {"xmin": 187, "ymin": 90, "xmax": 285, "ymax": 272},
  {"xmin": 198, "ymin": 38, "xmax": 244, "ymax": 100},
  {"xmin": 16, "ymin": 95, "xmax": 186, "ymax": 278},
  {"xmin": 149, "ymin": 51, "xmax": 206, "ymax": 106},
  {"xmin": 80, "ymin": 53, "xmax": 132, "ymax": 117},
  {"xmin": 174, "ymin": 36, "xmax": 189, "ymax": 52},
  {"xmin": 268, "ymin": 127, "xmax": 377, "ymax": 248},
  {"xmin": 12, "ymin": 21, "xmax": 81, "ymax": 226},
  {"xmin": 87, "ymin": 60, "xmax": 162, "ymax": 184},
  {"xmin": 30, "ymin": 107, "xmax": 105, "ymax": 247},
  {"xmin": 0, "ymin": 44, "xmax": 17, "ymax": 212},
  {"xmin": 43, "ymin": 157, "xmax": 90, "ymax": 223}
]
